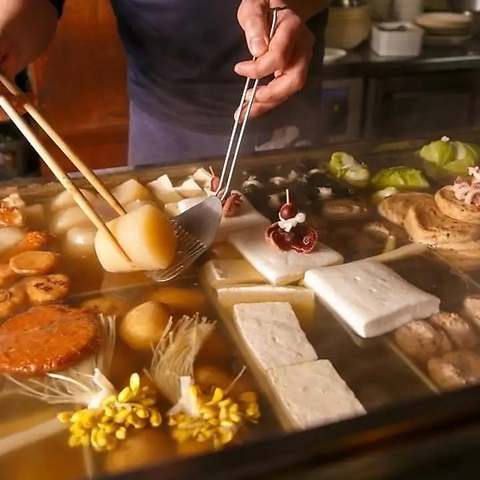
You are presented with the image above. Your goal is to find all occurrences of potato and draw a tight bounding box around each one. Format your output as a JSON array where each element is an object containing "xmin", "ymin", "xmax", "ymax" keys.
[
  {"xmin": 119, "ymin": 300, "xmax": 170, "ymax": 351},
  {"xmin": 94, "ymin": 204, "xmax": 177, "ymax": 272},
  {"xmin": 64, "ymin": 225, "xmax": 96, "ymax": 257},
  {"xmin": 49, "ymin": 188, "xmax": 97, "ymax": 212},
  {"xmin": 112, "ymin": 179, "xmax": 151, "ymax": 206},
  {"xmin": 148, "ymin": 287, "xmax": 207, "ymax": 314},
  {"xmin": 0, "ymin": 227, "xmax": 25, "ymax": 254},
  {"xmin": 102, "ymin": 429, "xmax": 175, "ymax": 474},
  {"xmin": 50, "ymin": 206, "xmax": 91, "ymax": 236}
]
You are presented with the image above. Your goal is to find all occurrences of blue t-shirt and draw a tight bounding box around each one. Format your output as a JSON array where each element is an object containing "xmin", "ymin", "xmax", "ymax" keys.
[{"xmin": 50, "ymin": 1, "xmax": 327, "ymax": 137}]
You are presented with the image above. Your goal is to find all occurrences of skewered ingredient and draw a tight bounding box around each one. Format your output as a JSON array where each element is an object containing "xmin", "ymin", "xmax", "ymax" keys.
[
  {"xmin": 119, "ymin": 301, "xmax": 170, "ymax": 351},
  {"xmin": 265, "ymin": 191, "xmax": 318, "ymax": 254},
  {"xmin": 394, "ymin": 320, "xmax": 453, "ymax": 364},
  {"xmin": 9, "ymin": 251, "xmax": 60, "ymax": 276},
  {"xmin": 328, "ymin": 152, "xmax": 370, "ymax": 188},
  {"xmin": 321, "ymin": 198, "xmax": 370, "ymax": 221},
  {"xmin": 0, "ymin": 283, "xmax": 26, "ymax": 319},
  {"xmin": 267, "ymin": 360, "xmax": 365, "ymax": 430},
  {"xmin": 58, "ymin": 373, "xmax": 162, "ymax": 452},
  {"xmin": 229, "ymin": 224, "xmax": 343, "ymax": 285},
  {"xmin": 378, "ymin": 192, "xmax": 432, "ymax": 226},
  {"xmin": 420, "ymin": 136, "xmax": 480, "ymax": 178},
  {"xmin": 0, "ymin": 305, "xmax": 101, "ymax": 375},
  {"xmin": 304, "ymin": 260, "xmax": 440, "ymax": 338},
  {"xmin": 232, "ymin": 302, "xmax": 317, "ymax": 370},
  {"xmin": 94, "ymin": 204, "xmax": 177, "ymax": 272},
  {"xmin": 24, "ymin": 273, "xmax": 70, "ymax": 305},
  {"xmin": 371, "ymin": 166, "xmax": 429, "ymax": 191}
]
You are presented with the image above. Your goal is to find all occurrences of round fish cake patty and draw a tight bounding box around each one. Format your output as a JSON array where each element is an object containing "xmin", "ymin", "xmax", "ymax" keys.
[
  {"xmin": 378, "ymin": 193, "xmax": 432, "ymax": 226},
  {"xmin": 435, "ymin": 185, "xmax": 480, "ymax": 225},
  {"xmin": 0, "ymin": 305, "xmax": 102, "ymax": 375},
  {"xmin": 428, "ymin": 351, "xmax": 480, "ymax": 391},
  {"xmin": 429, "ymin": 311, "xmax": 480, "ymax": 350}
]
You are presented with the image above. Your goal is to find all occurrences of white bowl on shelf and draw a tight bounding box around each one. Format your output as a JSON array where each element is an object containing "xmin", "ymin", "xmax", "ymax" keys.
[
  {"xmin": 414, "ymin": 12, "xmax": 473, "ymax": 35},
  {"xmin": 370, "ymin": 22, "xmax": 424, "ymax": 57}
]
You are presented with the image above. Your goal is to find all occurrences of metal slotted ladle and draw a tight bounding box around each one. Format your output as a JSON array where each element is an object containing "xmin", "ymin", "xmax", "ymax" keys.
[{"xmin": 147, "ymin": 7, "xmax": 285, "ymax": 283}]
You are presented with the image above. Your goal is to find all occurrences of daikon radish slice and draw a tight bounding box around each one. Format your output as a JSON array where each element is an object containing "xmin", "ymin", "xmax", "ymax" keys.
[
  {"xmin": 94, "ymin": 204, "xmax": 177, "ymax": 272},
  {"xmin": 164, "ymin": 203, "xmax": 180, "ymax": 218},
  {"xmin": 0, "ymin": 227, "xmax": 26, "ymax": 254},
  {"xmin": 93, "ymin": 197, "xmax": 117, "ymax": 222},
  {"xmin": 191, "ymin": 168, "xmax": 213, "ymax": 188},
  {"xmin": 112, "ymin": 179, "xmax": 151, "ymax": 206},
  {"xmin": 64, "ymin": 225, "xmax": 97, "ymax": 257},
  {"xmin": 147, "ymin": 174, "xmax": 183, "ymax": 204},
  {"xmin": 175, "ymin": 178, "xmax": 207, "ymax": 198},
  {"xmin": 49, "ymin": 188, "xmax": 97, "ymax": 212},
  {"xmin": 24, "ymin": 204, "xmax": 46, "ymax": 230},
  {"xmin": 125, "ymin": 199, "xmax": 156, "ymax": 212},
  {"xmin": 50, "ymin": 206, "xmax": 91, "ymax": 235}
]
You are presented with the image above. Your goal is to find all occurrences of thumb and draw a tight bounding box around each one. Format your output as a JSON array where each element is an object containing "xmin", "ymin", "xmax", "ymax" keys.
[{"xmin": 237, "ymin": 0, "xmax": 269, "ymax": 57}]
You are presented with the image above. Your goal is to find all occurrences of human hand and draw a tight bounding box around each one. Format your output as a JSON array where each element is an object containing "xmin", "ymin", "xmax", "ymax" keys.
[
  {"xmin": 234, "ymin": 0, "xmax": 315, "ymax": 120},
  {"xmin": 0, "ymin": 32, "xmax": 33, "ymax": 122}
]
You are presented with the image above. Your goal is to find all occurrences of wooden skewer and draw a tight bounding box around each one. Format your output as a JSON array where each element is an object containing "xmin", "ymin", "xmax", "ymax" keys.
[
  {"xmin": 0, "ymin": 73, "xmax": 126, "ymax": 217},
  {"xmin": 0, "ymin": 95, "xmax": 131, "ymax": 264}
]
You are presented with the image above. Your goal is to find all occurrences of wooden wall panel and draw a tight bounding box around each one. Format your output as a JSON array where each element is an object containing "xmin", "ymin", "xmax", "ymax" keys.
[{"xmin": 29, "ymin": 0, "xmax": 129, "ymax": 176}]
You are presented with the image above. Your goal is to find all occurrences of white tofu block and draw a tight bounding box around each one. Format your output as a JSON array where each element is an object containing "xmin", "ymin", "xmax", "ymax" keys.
[
  {"xmin": 217, "ymin": 285, "xmax": 315, "ymax": 321},
  {"xmin": 229, "ymin": 226, "xmax": 344, "ymax": 285},
  {"xmin": 267, "ymin": 360, "xmax": 365, "ymax": 430},
  {"xmin": 202, "ymin": 259, "xmax": 264, "ymax": 288},
  {"xmin": 147, "ymin": 174, "xmax": 183, "ymax": 204},
  {"xmin": 232, "ymin": 302, "xmax": 317, "ymax": 370},
  {"xmin": 175, "ymin": 178, "xmax": 207, "ymax": 198},
  {"xmin": 304, "ymin": 259, "xmax": 440, "ymax": 338}
]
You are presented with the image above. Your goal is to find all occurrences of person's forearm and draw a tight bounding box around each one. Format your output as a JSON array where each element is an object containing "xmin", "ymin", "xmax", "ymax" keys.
[
  {"xmin": 0, "ymin": 0, "xmax": 58, "ymax": 73},
  {"xmin": 280, "ymin": 0, "xmax": 331, "ymax": 21}
]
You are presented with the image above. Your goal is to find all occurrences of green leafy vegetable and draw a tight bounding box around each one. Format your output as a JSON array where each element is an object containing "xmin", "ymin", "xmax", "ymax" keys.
[
  {"xmin": 420, "ymin": 136, "xmax": 480, "ymax": 178},
  {"xmin": 371, "ymin": 166, "xmax": 429, "ymax": 190},
  {"xmin": 328, "ymin": 152, "xmax": 370, "ymax": 188}
]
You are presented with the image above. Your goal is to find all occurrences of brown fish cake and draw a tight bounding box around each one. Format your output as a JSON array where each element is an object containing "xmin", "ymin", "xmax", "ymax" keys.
[
  {"xmin": 0, "ymin": 305, "xmax": 101, "ymax": 375},
  {"xmin": 435, "ymin": 185, "xmax": 480, "ymax": 225},
  {"xmin": 378, "ymin": 192, "xmax": 432, "ymax": 226}
]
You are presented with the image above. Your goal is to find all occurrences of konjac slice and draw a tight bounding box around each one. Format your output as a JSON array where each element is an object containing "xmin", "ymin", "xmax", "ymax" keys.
[{"xmin": 94, "ymin": 204, "xmax": 177, "ymax": 272}]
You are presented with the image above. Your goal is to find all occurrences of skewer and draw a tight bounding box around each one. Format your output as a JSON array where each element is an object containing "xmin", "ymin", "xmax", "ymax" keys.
[
  {"xmin": 0, "ymin": 73, "xmax": 126, "ymax": 217},
  {"xmin": 0, "ymin": 95, "xmax": 131, "ymax": 263},
  {"xmin": 214, "ymin": 6, "xmax": 287, "ymax": 201}
]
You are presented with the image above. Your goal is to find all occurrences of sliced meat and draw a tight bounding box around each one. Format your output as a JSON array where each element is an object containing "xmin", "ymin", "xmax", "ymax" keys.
[
  {"xmin": 435, "ymin": 185, "xmax": 480, "ymax": 225},
  {"xmin": 404, "ymin": 196, "xmax": 480, "ymax": 250},
  {"xmin": 378, "ymin": 192, "xmax": 432, "ymax": 226}
]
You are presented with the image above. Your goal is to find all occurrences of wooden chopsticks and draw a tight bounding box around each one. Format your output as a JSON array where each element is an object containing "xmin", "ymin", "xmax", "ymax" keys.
[{"xmin": 0, "ymin": 74, "xmax": 131, "ymax": 263}]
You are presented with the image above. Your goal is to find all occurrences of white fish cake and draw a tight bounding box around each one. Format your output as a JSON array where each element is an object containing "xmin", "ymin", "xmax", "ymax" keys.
[
  {"xmin": 229, "ymin": 225, "xmax": 343, "ymax": 285},
  {"xmin": 202, "ymin": 259, "xmax": 264, "ymax": 288},
  {"xmin": 217, "ymin": 285, "xmax": 315, "ymax": 321},
  {"xmin": 232, "ymin": 302, "xmax": 317, "ymax": 370},
  {"xmin": 267, "ymin": 360, "xmax": 365, "ymax": 430},
  {"xmin": 304, "ymin": 259, "xmax": 440, "ymax": 338}
]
